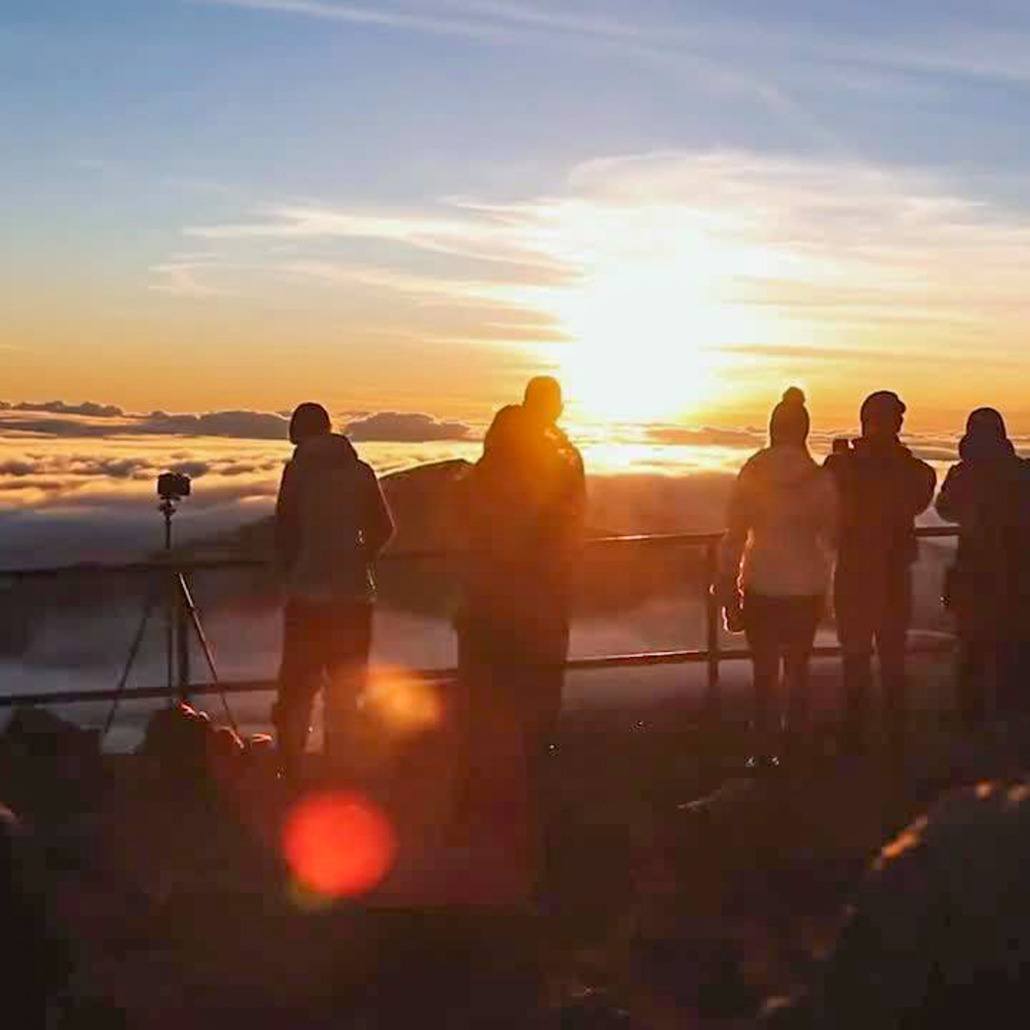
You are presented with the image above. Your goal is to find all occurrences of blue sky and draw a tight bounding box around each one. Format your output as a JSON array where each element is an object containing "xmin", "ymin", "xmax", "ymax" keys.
[{"xmin": 4, "ymin": 1, "xmax": 1030, "ymax": 425}]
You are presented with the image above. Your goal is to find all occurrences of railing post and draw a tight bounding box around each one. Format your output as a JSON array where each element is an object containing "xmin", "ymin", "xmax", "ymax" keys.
[
  {"xmin": 704, "ymin": 540, "xmax": 721, "ymax": 721},
  {"xmin": 177, "ymin": 589, "xmax": 191, "ymax": 701}
]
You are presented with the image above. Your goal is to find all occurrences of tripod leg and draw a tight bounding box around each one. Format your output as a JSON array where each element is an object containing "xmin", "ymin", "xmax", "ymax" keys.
[
  {"xmin": 103, "ymin": 595, "xmax": 156, "ymax": 739},
  {"xmin": 177, "ymin": 573, "xmax": 239, "ymax": 735}
]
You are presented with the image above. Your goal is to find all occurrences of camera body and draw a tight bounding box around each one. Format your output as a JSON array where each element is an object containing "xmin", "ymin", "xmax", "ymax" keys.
[{"xmin": 157, "ymin": 472, "xmax": 192, "ymax": 501}]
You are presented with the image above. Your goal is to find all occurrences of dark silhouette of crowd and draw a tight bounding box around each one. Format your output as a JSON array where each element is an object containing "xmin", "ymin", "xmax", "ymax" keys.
[{"xmin": 8, "ymin": 375, "xmax": 1030, "ymax": 1027}]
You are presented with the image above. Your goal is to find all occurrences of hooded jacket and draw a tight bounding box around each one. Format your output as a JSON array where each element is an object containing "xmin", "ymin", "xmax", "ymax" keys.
[
  {"xmin": 824, "ymin": 438, "xmax": 936, "ymax": 578},
  {"xmin": 936, "ymin": 432, "xmax": 1030, "ymax": 617},
  {"xmin": 275, "ymin": 434, "xmax": 394, "ymax": 602},
  {"xmin": 721, "ymin": 445, "xmax": 838, "ymax": 598}
]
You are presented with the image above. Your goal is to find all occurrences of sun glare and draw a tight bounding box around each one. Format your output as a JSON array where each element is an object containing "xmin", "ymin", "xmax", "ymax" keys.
[
  {"xmin": 553, "ymin": 264, "xmax": 723, "ymax": 422},
  {"xmin": 536, "ymin": 208, "xmax": 770, "ymax": 424}
]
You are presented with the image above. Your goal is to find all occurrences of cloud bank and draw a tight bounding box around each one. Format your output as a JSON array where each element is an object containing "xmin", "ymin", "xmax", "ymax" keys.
[
  {"xmin": 0, "ymin": 403, "xmax": 291, "ymax": 441},
  {"xmin": 0, "ymin": 402, "xmax": 479, "ymax": 445},
  {"xmin": 345, "ymin": 412, "xmax": 472, "ymax": 442}
]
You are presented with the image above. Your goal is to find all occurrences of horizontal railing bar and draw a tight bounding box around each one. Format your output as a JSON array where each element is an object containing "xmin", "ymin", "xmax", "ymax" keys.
[
  {"xmin": 0, "ymin": 637, "xmax": 955, "ymax": 708},
  {"xmin": 0, "ymin": 526, "xmax": 959, "ymax": 581}
]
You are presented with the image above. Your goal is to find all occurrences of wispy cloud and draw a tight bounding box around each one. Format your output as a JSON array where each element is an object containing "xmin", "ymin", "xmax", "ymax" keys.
[
  {"xmin": 161, "ymin": 149, "xmax": 1030, "ymax": 389},
  {"xmin": 194, "ymin": 0, "xmax": 1030, "ymax": 90},
  {"xmin": 191, "ymin": 0, "xmax": 811, "ymax": 129},
  {"xmin": 148, "ymin": 253, "xmax": 241, "ymax": 297},
  {"xmin": 191, "ymin": 0, "xmax": 511, "ymax": 40}
]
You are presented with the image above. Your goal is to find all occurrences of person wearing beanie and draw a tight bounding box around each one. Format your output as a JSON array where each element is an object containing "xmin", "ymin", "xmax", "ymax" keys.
[
  {"xmin": 273, "ymin": 402, "xmax": 394, "ymax": 776},
  {"xmin": 719, "ymin": 388, "xmax": 838, "ymax": 756},
  {"xmin": 936, "ymin": 407, "xmax": 1030, "ymax": 729},
  {"xmin": 824, "ymin": 390, "xmax": 936, "ymax": 760}
]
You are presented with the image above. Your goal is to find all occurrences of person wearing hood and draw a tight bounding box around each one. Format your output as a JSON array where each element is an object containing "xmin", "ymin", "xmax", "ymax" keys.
[
  {"xmin": 719, "ymin": 388, "xmax": 837, "ymax": 754},
  {"xmin": 273, "ymin": 402, "xmax": 394, "ymax": 775},
  {"xmin": 936, "ymin": 408, "xmax": 1030, "ymax": 729},
  {"xmin": 825, "ymin": 391, "xmax": 936, "ymax": 758}
]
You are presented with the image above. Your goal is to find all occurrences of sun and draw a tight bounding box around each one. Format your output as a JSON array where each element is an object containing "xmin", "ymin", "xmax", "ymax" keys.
[
  {"xmin": 549, "ymin": 262, "xmax": 725, "ymax": 423},
  {"xmin": 518, "ymin": 195, "xmax": 787, "ymax": 424}
]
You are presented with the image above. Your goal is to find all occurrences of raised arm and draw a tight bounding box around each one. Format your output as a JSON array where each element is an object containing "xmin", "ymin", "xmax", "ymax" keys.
[
  {"xmin": 274, "ymin": 460, "xmax": 301, "ymax": 576},
  {"xmin": 360, "ymin": 465, "xmax": 395, "ymax": 558}
]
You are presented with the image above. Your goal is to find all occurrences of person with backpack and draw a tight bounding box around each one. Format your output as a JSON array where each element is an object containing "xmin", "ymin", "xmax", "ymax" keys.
[
  {"xmin": 719, "ymin": 388, "xmax": 837, "ymax": 760},
  {"xmin": 824, "ymin": 391, "xmax": 936, "ymax": 758},
  {"xmin": 273, "ymin": 402, "xmax": 394, "ymax": 776},
  {"xmin": 936, "ymin": 408, "xmax": 1030, "ymax": 729}
]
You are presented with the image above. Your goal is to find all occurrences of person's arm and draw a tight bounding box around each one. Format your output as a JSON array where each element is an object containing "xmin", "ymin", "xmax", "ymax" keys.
[
  {"xmin": 274, "ymin": 460, "xmax": 300, "ymax": 576},
  {"xmin": 909, "ymin": 458, "xmax": 937, "ymax": 518},
  {"xmin": 818, "ymin": 469, "xmax": 840, "ymax": 550},
  {"xmin": 719, "ymin": 469, "xmax": 750, "ymax": 606},
  {"xmin": 360, "ymin": 466, "xmax": 394, "ymax": 558},
  {"xmin": 934, "ymin": 464, "xmax": 967, "ymax": 524},
  {"xmin": 562, "ymin": 446, "xmax": 587, "ymax": 548}
]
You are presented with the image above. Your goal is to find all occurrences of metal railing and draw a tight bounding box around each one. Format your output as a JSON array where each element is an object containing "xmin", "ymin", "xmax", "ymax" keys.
[{"xmin": 0, "ymin": 526, "xmax": 960, "ymax": 710}]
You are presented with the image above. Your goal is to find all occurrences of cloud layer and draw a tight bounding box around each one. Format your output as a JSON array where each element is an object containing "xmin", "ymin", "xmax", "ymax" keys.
[
  {"xmin": 0, "ymin": 402, "xmax": 477, "ymax": 444},
  {"xmin": 345, "ymin": 412, "xmax": 471, "ymax": 442}
]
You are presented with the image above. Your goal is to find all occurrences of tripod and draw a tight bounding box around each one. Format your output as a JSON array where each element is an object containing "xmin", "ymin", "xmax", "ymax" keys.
[{"xmin": 103, "ymin": 495, "xmax": 238, "ymax": 738}]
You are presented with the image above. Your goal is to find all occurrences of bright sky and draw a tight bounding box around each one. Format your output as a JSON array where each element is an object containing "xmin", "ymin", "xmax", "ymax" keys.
[{"xmin": 4, "ymin": 0, "xmax": 1030, "ymax": 430}]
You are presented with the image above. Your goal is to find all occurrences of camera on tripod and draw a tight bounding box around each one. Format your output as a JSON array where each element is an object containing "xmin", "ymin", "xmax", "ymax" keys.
[
  {"xmin": 157, "ymin": 472, "xmax": 192, "ymax": 501},
  {"xmin": 106, "ymin": 466, "xmax": 235, "ymax": 739}
]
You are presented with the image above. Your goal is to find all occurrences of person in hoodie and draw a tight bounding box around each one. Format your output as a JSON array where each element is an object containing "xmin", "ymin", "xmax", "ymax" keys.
[
  {"xmin": 825, "ymin": 391, "xmax": 936, "ymax": 758},
  {"xmin": 273, "ymin": 402, "xmax": 394, "ymax": 775},
  {"xmin": 719, "ymin": 388, "xmax": 837, "ymax": 754},
  {"xmin": 935, "ymin": 408, "xmax": 1030, "ymax": 729}
]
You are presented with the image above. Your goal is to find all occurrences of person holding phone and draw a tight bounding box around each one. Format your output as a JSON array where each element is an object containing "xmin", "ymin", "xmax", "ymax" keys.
[{"xmin": 824, "ymin": 391, "xmax": 936, "ymax": 759}]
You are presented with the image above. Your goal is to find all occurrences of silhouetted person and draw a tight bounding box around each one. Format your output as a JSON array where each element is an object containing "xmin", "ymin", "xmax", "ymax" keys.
[
  {"xmin": 0, "ymin": 804, "xmax": 67, "ymax": 1022},
  {"xmin": 936, "ymin": 408, "xmax": 1030, "ymax": 729},
  {"xmin": 516, "ymin": 376, "xmax": 586, "ymax": 736},
  {"xmin": 273, "ymin": 402, "xmax": 393, "ymax": 776},
  {"xmin": 719, "ymin": 389, "xmax": 837, "ymax": 755},
  {"xmin": 523, "ymin": 374, "xmax": 587, "ymax": 523},
  {"xmin": 825, "ymin": 391, "xmax": 936, "ymax": 758},
  {"xmin": 457, "ymin": 397, "xmax": 584, "ymax": 850}
]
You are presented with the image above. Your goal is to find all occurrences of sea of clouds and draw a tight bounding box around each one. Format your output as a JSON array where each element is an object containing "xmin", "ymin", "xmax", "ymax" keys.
[{"xmin": 0, "ymin": 399, "xmax": 988, "ymax": 747}]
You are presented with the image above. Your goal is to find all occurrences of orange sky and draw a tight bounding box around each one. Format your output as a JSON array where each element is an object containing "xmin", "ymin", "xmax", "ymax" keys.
[{"xmin": 7, "ymin": 151, "xmax": 1030, "ymax": 433}]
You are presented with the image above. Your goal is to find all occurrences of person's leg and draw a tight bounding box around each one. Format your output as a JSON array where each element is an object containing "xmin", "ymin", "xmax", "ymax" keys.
[
  {"xmin": 835, "ymin": 573, "xmax": 875, "ymax": 754},
  {"xmin": 957, "ymin": 632, "xmax": 991, "ymax": 731},
  {"xmin": 743, "ymin": 593, "xmax": 782, "ymax": 742},
  {"xmin": 993, "ymin": 635, "xmax": 1025, "ymax": 725},
  {"xmin": 523, "ymin": 616, "xmax": 569, "ymax": 765},
  {"xmin": 273, "ymin": 599, "xmax": 324, "ymax": 776},
  {"xmin": 449, "ymin": 618, "xmax": 488, "ymax": 835},
  {"xmin": 323, "ymin": 602, "xmax": 373, "ymax": 765},
  {"xmin": 877, "ymin": 569, "xmax": 913, "ymax": 762},
  {"xmin": 783, "ymin": 596, "xmax": 822, "ymax": 745}
]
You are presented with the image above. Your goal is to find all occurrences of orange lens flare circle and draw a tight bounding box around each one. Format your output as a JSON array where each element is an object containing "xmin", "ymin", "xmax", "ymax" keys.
[{"xmin": 282, "ymin": 790, "xmax": 396, "ymax": 897}]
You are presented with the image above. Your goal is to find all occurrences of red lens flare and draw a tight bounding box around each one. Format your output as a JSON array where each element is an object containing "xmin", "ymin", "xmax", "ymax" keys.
[{"xmin": 282, "ymin": 790, "xmax": 396, "ymax": 897}]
